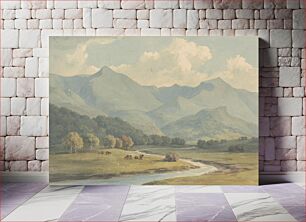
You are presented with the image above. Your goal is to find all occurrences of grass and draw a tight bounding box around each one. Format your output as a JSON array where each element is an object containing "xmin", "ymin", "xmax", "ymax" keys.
[
  {"xmin": 137, "ymin": 146, "xmax": 258, "ymax": 185},
  {"xmin": 49, "ymin": 148, "xmax": 195, "ymax": 182}
]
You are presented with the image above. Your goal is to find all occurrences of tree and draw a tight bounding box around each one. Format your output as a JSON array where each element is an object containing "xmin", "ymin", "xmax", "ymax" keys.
[
  {"xmin": 85, "ymin": 133, "xmax": 100, "ymax": 150},
  {"xmin": 103, "ymin": 135, "xmax": 116, "ymax": 148},
  {"xmin": 115, "ymin": 137, "xmax": 123, "ymax": 148},
  {"xmin": 63, "ymin": 132, "xmax": 84, "ymax": 153},
  {"xmin": 121, "ymin": 135, "xmax": 134, "ymax": 149},
  {"xmin": 164, "ymin": 153, "xmax": 179, "ymax": 162},
  {"xmin": 171, "ymin": 137, "xmax": 185, "ymax": 146}
]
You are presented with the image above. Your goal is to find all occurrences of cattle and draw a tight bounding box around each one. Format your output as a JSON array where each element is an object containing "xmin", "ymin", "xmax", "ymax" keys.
[
  {"xmin": 139, "ymin": 154, "xmax": 144, "ymax": 160},
  {"xmin": 124, "ymin": 154, "xmax": 133, "ymax": 160},
  {"xmin": 105, "ymin": 151, "xmax": 112, "ymax": 155},
  {"xmin": 134, "ymin": 156, "xmax": 139, "ymax": 160}
]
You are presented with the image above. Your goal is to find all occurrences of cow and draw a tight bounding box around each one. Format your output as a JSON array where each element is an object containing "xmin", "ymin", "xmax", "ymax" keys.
[
  {"xmin": 134, "ymin": 156, "xmax": 139, "ymax": 160},
  {"xmin": 105, "ymin": 151, "xmax": 112, "ymax": 155},
  {"xmin": 139, "ymin": 154, "xmax": 144, "ymax": 160}
]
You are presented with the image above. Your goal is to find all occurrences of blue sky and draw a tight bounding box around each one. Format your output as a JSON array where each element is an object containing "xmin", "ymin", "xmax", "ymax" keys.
[{"xmin": 50, "ymin": 37, "xmax": 258, "ymax": 92}]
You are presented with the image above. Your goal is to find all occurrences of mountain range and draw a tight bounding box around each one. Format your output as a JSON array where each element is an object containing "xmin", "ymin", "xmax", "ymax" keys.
[{"xmin": 50, "ymin": 66, "xmax": 258, "ymax": 142}]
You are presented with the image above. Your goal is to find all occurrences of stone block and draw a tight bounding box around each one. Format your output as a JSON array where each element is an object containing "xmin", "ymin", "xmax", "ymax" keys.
[
  {"xmin": 206, "ymin": 9, "xmax": 222, "ymax": 19},
  {"xmin": 19, "ymin": 30, "xmax": 41, "ymax": 48},
  {"xmin": 236, "ymin": 9, "xmax": 254, "ymax": 19},
  {"xmin": 11, "ymin": 98, "xmax": 26, "ymax": 115},
  {"xmin": 98, "ymin": 0, "xmax": 121, "ymax": 9},
  {"xmin": 278, "ymin": 98, "xmax": 302, "ymax": 116},
  {"xmin": 263, "ymin": 48, "xmax": 277, "ymax": 67},
  {"xmin": 5, "ymin": 136, "xmax": 35, "ymax": 160},
  {"xmin": 7, "ymin": 116, "xmax": 20, "ymax": 136},
  {"xmin": 270, "ymin": 29, "xmax": 291, "ymax": 48},
  {"xmin": 270, "ymin": 117, "xmax": 291, "ymax": 136},
  {"xmin": 292, "ymin": 116, "xmax": 305, "ymax": 136},
  {"xmin": 36, "ymin": 149, "xmax": 48, "ymax": 160},
  {"xmin": 293, "ymin": 9, "xmax": 305, "ymax": 29},
  {"xmin": 1, "ymin": 78, "xmax": 16, "ymax": 97},
  {"xmin": 242, "ymin": 0, "xmax": 263, "ymax": 9},
  {"xmin": 41, "ymin": 160, "xmax": 49, "ymax": 171},
  {"xmin": 150, "ymin": 9, "xmax": 172, "ymax": 28},
  {"xmin": 293, "ymin": 87, "xmax": 304, "ymax": 97},
  {"xmin": 78, "ymin": 0, "xmax": 97, "ymax": 8},
  {"xmin": 195, "ymin": 0, "xmax": 213, "ymax": 9},
  {"xmin": 276, "ymin": 148, "xmax": 297, "ymax": 160},
  {"xmin": 35, "ymin": 78, "xmax": 49, "ymax": 97},
  {"xmin": 1, "ymin": 98, "xmax": 10, "ymax": 116},
  {"xmin": 297, "ymin": 161, "xmax": 305, "ymax": 171},
  {"xmin": 223, "ymin": 9, "xmax": 235, "ymax": 19},
  {"xmin": 187, "ymin": 10, "xmax": 199, "ymax": 29},
  {"xmin": 114, "ymin": 19, "xmax": 137, "ymax": 28},
  {"xmin": 121, "ymin": 0, "xmax": 145, "ymax": 9},
  {"xmin": 16, "ymin": 78, "xmax": 34, "ymax": 97},
  {"xmin": 173, "ymin": 9, "xmax": 187, "ymax": 28},
  {"xmin": 137, "ymin": 10, "xmax": 149, "ymax": 19},
  {"xmin": 264, "ymin": 137, "xmax": 275, "ymax": 160},
  {"xmin": 41, "ymin": 98, "xmax": 49, "ymax": 116},
  {"xmin": 36, "ymin": 137, "xmax": 49, "ymax": 149},
  {"xmin": 292, "ymin": 30, "xmax": 305, "ymax": 48},
  {"xmin": 1, "ymin": 30, "xmax": 19, "ymax": 48},
  {"xmin": 114, "ymin": 9, "xmax": 136, "ymax": 18},
  {"xmin": 213, "ymin": 0, "xmax": 241, "ymax": 9},
  {"xmin": 54, "ymin": 1, "xmax": 77, "ymax": 9},
  {"xmin": 20, "ymin": 116, "xmax": 48, "ymax": 136},
  {"xmin": 297, "ymin": 136, "xmax": 305, "ymax": 160},
  {"xmin": 3, "ymin": 67, "xmax": 24, "ymax": 78},
  {"xmin": 1, "ymin": 117, "xmax": 6, "ymax": 137},
  {"xmin": 28, "ymin": 160, "xmax": 41, "ymax": 171},
  {"xmin": 9, "ymin": 161, "xmax": 27, "ymax": 171},
  {"xmin": 154, "ymin": 0, "xmax": 178, "ymax": 9},
  {"xmin": 232, "ymin": 19, "xmax": 249, "ymax": 29},
  {"xmin": 281, "ymin": 160, "xmax": 297, "ymax": 171},
  {"xmin": 65, "ymin": 9, "xmax": 82, "ymax": 19},
  {"xmin": 279, "ymin": 67, "xmax": 300, "ymax": 87},
  {"xmin": 92, "ymin": 9, "xmax": 113, "ymax": 28},
  {"xmin": 26, "ymin": 98, "xmax": 41, "ymax": 116},
  {"xmin": 25, "ymin": 57, "xmax": 38, "ymax": 77},
  {"xmin": 275, "ymin": 136, "xmax": 297, "ymax": 149}
]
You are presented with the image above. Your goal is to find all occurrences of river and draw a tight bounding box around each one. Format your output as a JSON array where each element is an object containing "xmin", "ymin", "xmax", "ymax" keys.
[{"xmin": 52, "ymin": 151, "xmax": 218, "ymax": 185}]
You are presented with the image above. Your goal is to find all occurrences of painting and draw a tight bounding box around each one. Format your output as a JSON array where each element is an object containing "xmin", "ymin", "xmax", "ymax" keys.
[{"xmin": 49, "ymin": 37, "xmax": 258, "ymax": 185}]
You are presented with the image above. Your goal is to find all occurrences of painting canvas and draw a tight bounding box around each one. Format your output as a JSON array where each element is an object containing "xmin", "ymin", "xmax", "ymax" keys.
[{"xmin": 49, "ymin": 37, "xmax": 258, "ymax": 185}]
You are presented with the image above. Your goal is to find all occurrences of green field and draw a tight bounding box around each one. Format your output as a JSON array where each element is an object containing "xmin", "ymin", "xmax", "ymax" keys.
[
  {"xmin": 137, "ymin": 146, "xmax": 258, "ymax": 185},
  {"xmin": 49, "ymin": 148, "xmax": 195, "ymax": 182}
]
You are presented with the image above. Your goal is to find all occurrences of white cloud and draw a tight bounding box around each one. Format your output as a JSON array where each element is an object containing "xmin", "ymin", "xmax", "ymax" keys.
[
  {"xmin": 111, "ymin": 38, "xmax": 212, "ymax": 87},
  {"xmin": 54, "ymin": 38, "xmax": 116, "ymax": 76},
  {"xmin": 217, "ymin": 55, "xmax": 258, "ymax": 92}
]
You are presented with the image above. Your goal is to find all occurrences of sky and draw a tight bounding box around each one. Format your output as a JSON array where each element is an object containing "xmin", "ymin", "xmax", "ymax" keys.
[{"xmin": 50, "ymin": 37, "xmax": 258, "ymax": 92}]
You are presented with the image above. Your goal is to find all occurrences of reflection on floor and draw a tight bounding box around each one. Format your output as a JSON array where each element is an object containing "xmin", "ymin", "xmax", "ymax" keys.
[{"xmin": 1, "ymin": 182, "xmax": 304, "ymax": 221}]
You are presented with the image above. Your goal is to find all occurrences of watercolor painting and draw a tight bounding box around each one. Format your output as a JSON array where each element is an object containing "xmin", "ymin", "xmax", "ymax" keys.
[{"xmin": 49, "ymin": 37, "xmax": 258, "ymax": 185}]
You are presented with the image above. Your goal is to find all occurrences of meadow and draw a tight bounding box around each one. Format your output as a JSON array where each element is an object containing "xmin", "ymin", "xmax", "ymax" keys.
[
  {"xmin": 137, "ymin": 146, "xmax": 258, "ymax": 185},
  {"xmin": 49, "ymin": 148, "xmax": 196, "ymax": 182}
]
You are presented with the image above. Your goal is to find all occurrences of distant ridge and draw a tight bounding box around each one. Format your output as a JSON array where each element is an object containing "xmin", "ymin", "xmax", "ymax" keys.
[{"xmin": 50, "ymin": 66, "xmax": 258, "ymax": 140}]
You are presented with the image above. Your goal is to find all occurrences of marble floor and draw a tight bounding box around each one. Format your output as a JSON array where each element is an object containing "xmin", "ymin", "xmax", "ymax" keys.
[{"xmin": 1, "ymin": 182, "xmax": 304, "ymax": 222}]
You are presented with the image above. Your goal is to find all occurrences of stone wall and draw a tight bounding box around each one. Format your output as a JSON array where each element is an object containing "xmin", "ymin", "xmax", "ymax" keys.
[{"xmin": 0, "ymin": 0, "xmax": 305, "ymax": 172}]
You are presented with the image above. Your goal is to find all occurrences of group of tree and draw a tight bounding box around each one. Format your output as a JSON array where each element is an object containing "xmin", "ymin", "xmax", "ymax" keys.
[
  {"xmin": 63, "ymin": 131, "xmax": 134, "ymax": 153},
  {"xmin": 164, "ymin": 153, "xmax": 179, "ymax": 162},
  {"xmin": 50, "ymin": 105, "xmax": 186, "ymax": 151}
]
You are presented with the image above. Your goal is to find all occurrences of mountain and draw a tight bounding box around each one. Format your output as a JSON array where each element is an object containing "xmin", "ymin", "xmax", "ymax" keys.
[
  {"xmin": 161, "ymin": 107, "xmax": 258, "ymax": 142},
  {"xmin": 50, "ymin": 67, "xmax": 258, "ymax": 140}
]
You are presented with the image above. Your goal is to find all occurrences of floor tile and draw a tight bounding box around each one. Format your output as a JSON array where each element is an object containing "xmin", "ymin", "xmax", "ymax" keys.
[
  {"xmin": 1, "ymin": 183, "xmax": 47, "ymax": 193},
  {"xmin": 270, "ymin": 192, "xmax": 305, "ymax": 206},
  {"xmin": 119, "ymin": 185, "xmax": 176, "ymax": 222},
  {"xmin": 222, "ymin": 185, "xmax": 263, "ymax": 193},
  {"xmin": 261, "ymin": 183, "xmax": 304, "ymax": 193},
  {"xmin": 176, "ymin": 193, "xmax": 236, "ymax": 222},
  {"xmin": 225, "ymin": 193, "xmax": 297, "ymax": 221},
  {"xmin": 175, "ymin": 185, "xmax": 222, "ymax": 193},
  {"xmin": 59, "ymin": 185, "xmax": 130, "ymax": 221},
  {"xmin": 283, "ymin": 205, "xmax": 305, "ymax": 222},
  {"xmin": 3, "ymin": 185, "xmax": 84, "ymax": 221}
]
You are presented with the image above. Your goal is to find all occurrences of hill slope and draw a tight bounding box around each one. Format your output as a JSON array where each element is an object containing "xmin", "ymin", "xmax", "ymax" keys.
[{"xmin": 161, "ymin": 107, "xmax": 258, "ymax": 142}]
